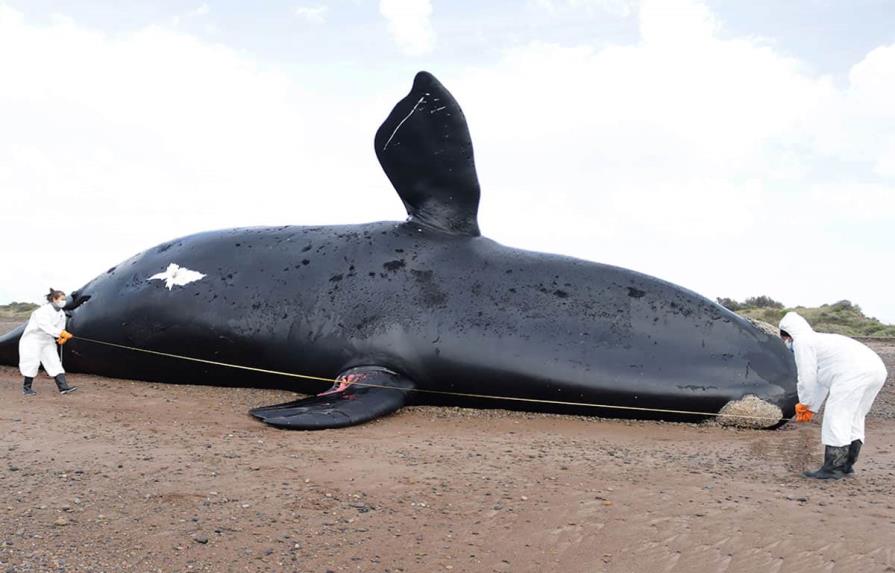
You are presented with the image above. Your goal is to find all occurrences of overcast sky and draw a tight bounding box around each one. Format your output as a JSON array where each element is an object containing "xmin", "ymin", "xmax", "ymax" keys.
[{"xmin": 1, "ymin": 0, "xmax": 894, "ymax": 322}]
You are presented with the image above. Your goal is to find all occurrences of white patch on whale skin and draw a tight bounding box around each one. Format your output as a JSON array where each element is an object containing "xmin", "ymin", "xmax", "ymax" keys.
[
  {"xmin": 383, "ymin": 95, "xmax": 427, "ymax": 151},
  {"xmin": 149, "ymin": 263, "xmax": 206, "ymax": 290}
]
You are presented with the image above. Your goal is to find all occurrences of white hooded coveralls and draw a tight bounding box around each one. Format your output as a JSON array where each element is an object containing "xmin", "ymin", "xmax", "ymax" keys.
[
  {"xmin": 18, "ymin": 303, "xmax": 66, "ymax": 378},
  {"xmin": 779, "ymin": 312, "xmax": 887, "ymax": 447}
]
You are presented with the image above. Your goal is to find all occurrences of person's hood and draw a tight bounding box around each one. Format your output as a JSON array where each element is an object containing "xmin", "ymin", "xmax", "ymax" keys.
[{"xmin": 779, "ymin": 311, "xmax": 815, "ymax": 338}]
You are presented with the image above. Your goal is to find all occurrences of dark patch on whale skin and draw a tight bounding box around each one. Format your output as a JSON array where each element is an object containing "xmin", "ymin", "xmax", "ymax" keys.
[
  {"xmin": 627, "ymin": 287, "xmax": 646, "ymax": 298},
  {"xmin": 383, "ymin": 260, "xmax": 406, "ymax": 272},
  {"xmin": 411, "ymin": 269, "xmax": 448, "ymax": 308},
  {"xmin": 0, "ymin": 71, "xmax": 799, "ymax": 428}
]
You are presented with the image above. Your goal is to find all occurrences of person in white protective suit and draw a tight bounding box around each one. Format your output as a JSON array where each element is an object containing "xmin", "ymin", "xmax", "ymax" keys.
[
  {"xmin": 779, "ymin": 311, "xmax": 887, "ymax": 479},
  {"xmin": 18, "ymin": 288, "xmax": 77, "ymax": 396}
]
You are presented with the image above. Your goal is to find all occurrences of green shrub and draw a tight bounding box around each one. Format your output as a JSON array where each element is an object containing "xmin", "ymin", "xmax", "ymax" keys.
[
  {"xmin": 0, "ymin": 302, "xmax": 39, "ymax": 320},
  {"xmin": 726, "ymin": 297, "xmax": 894, "ymax": 337}
]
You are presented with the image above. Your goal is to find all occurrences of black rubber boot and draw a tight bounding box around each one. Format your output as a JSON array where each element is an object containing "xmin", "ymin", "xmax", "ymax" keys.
[
  {"xmin": 803, "ymin": 445, "xmax": 849, "ymax": 480},
  {"xmin": 843, "ymin": 440, "xmax": 863, "ymax": 475},
  {"xmin": 54, "ymin": 374, "xmax": 78, "ymax": 395},
  {"xmin": 23, "ymin": 377, "xmax": 36, "ymax": 396}
]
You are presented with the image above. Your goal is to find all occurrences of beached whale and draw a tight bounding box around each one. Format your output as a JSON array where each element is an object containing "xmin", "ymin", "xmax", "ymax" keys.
[{"xmin": 0, "ymin": 72, "xmax": 798, "ymax": 429}]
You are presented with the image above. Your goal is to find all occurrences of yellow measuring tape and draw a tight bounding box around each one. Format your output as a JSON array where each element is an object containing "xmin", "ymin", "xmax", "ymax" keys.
[{"xmin": 72, "ymin": 336, "xmax": 791, "ymax": 423}]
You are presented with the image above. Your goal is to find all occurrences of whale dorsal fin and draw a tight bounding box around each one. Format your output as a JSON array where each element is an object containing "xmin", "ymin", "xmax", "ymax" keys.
[{"xmin": 375, "ymin": 71, "xmax": 481, "ymax": 236}]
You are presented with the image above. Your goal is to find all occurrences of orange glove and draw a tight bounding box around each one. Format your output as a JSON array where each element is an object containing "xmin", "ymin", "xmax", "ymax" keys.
[
  {"xmin": 56, "ymin": 330, "xmax": 74, "ymax": 345},
  {"xmin": 794, "ymin": 403, "xmax": 814, "ymax": 423}
]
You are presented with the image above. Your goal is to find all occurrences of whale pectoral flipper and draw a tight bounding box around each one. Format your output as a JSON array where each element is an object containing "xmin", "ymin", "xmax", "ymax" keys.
[{"xmin": 248, "ymin": 367, "xmax": 414, "ymax": 430}]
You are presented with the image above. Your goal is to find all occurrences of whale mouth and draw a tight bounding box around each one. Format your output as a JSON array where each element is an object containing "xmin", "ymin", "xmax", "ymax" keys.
[{"xmin": 712, "ymin": 394, "xmax": 784, "ymax": 429}]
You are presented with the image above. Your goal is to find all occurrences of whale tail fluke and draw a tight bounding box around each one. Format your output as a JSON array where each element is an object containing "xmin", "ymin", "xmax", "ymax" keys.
[
  {"xmin": 250, "ymin": 367, "xmax": 414, "ymax": 430},
  {"xmin": 0, "ymin": 324, "xmax": 24, "ymax": 367},
  {"xmin": 375, "ymin": 71, "xmax": 481, "ymax": 236}
]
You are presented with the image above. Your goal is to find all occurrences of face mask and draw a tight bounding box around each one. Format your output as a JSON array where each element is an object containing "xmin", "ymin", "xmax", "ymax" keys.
[
  {"xmin": 53, "ymin": 299, "xmax": 66, "ymax": 309},
  {"xmin": 784, "ymin": 340, "xmax": 793, "ymax": 351}
]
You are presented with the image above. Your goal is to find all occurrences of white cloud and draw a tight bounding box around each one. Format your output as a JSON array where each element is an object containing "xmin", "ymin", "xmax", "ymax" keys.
[
  {"xmin": 189, "ymin": 3, "xmax": 210, "ymax": 18},
  {"xmin": 0, "ymin": 4, "xmax": 393, "ymax": 307},
  {"xmin": 294, "ymin": 5, "xmax": 328, "ymax": 24},
  {"xmin": 449, "ymin": 0, "xmax": 895, "ymax": 321},
  {"xmin": 533, "ymin": 0, "xmax": 635, "ymax": 18},
  {"xmin": 378, "ymin": 0, "xmax": 435, "ymax": 56},
  {"xmin": 171, "ymin": 3, "xmax": 210, "ymax": 27},
  {"xmin": 638, "ymin": 0, "xmax": 717, "ymax": 45},
  {"xmin": 819, "ymin": 44, "xmax": 895, "ymax": 178}
]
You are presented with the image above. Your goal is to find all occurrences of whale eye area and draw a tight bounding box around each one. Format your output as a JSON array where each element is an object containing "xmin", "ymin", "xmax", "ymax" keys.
[
  {"xmin": 383, "ymin": 260, "xmax": 406, "ymax": 272},
  {"xmin": 627, "ymin": 287, "xmax": 647, "ymax": 299}
]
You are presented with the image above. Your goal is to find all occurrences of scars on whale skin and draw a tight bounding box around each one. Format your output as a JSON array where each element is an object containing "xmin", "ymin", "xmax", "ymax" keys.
[{"xmin": 0, "ymin": 72, "xmax": 798, "ymax": 430}]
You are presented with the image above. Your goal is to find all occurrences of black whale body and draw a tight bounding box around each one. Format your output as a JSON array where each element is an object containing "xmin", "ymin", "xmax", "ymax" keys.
[{"xmin": 0, "ymin": 71, "xmax": 798, "ymax": 428}]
